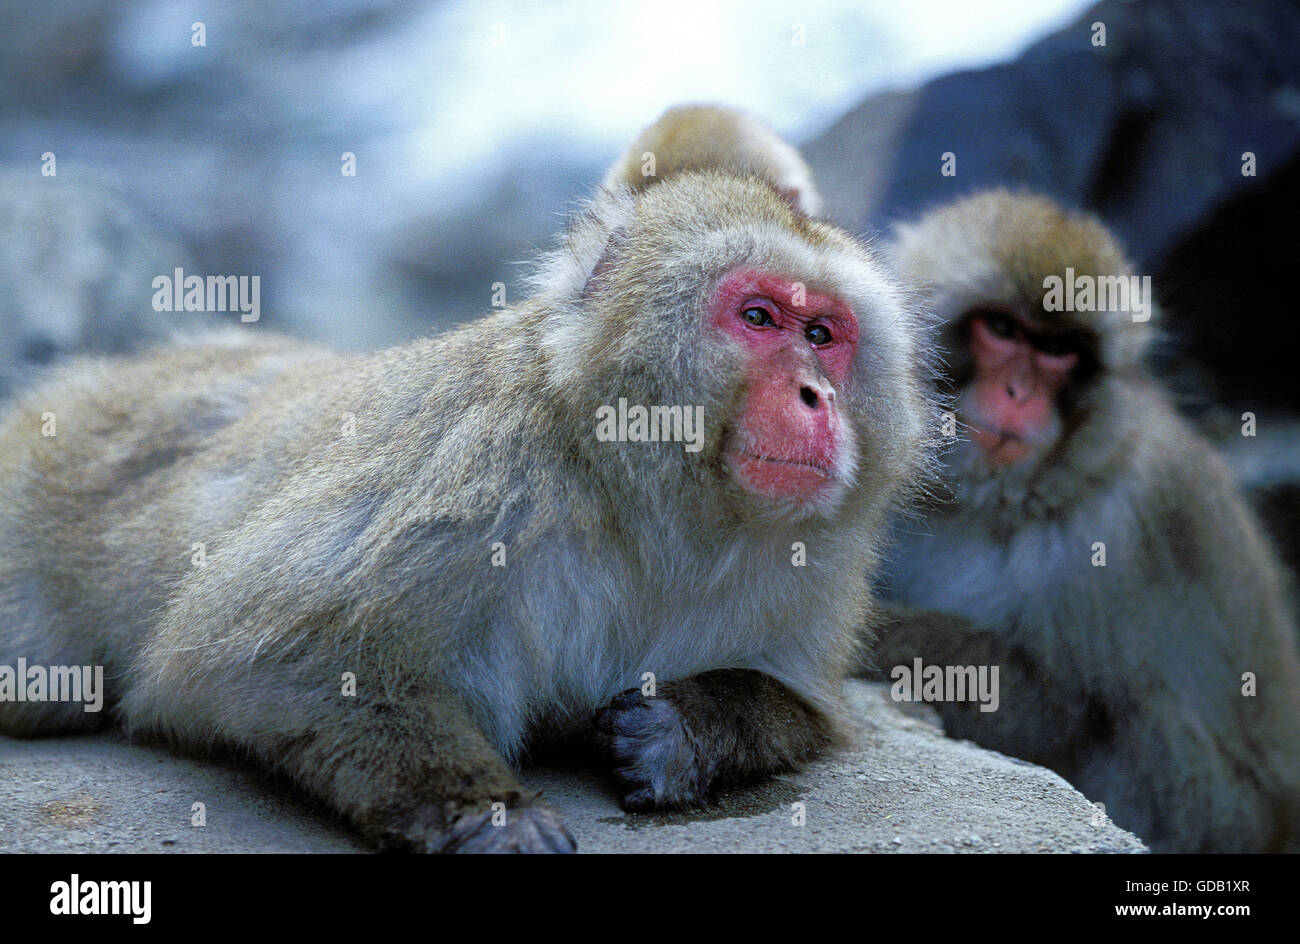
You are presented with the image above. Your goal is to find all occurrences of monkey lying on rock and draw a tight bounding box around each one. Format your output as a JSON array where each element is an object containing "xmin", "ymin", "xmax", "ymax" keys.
[{"xmin": 0, "ymin": 108, "xmax": 937, "ymax": 853}]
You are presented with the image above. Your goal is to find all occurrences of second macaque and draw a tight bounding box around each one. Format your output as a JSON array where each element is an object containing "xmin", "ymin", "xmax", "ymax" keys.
[{"xmin": 874, "ymin": 189, "xmax": 1300, "ymax": 853}]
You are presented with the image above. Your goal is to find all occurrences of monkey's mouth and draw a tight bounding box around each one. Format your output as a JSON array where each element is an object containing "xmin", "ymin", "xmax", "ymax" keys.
[
  {"xmin": 728, "ymin": 449, "xmax": 836, "ymax": 499},
  {"xmin": 970, "ymin": 427, "xmax": 1035, "ymax": 467}
]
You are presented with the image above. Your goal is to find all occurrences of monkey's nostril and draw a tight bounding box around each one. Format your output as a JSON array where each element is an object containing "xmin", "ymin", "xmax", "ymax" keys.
[{"xmin": 800, "ymin": 386, "xmax": 820, "ymax": 409}]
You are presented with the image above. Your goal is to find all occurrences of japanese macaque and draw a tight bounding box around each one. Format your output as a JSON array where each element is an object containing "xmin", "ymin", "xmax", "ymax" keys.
[
  {"xmin": 874, "ymin": 189, "xmax": 1300, "ymax": 853},
  {"xmin": 603, "ymin": 104, "xmax": 824, "ymax": 216},
  {"xmin": 0, "ymin": 124, "xmax": 935, "ymax": 853}
]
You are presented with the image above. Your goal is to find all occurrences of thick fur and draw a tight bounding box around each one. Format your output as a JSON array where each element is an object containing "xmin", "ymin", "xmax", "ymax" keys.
[
  {"xmin": 0, "ymin": 171, "xmax": 936, "ymax": 852},
  {"xmin": 877, "ymin": 189, "xmax": 1300, "ymax": 853}
]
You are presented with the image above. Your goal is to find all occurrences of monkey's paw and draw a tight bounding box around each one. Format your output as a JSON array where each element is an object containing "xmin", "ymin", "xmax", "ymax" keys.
[
  {"xmin": 428, "ymin": 803, "xmax": 576, "ymax": 854},
  {"xmin": 593, "ymin": 689, "xmax": 709, "ymax": 812}
]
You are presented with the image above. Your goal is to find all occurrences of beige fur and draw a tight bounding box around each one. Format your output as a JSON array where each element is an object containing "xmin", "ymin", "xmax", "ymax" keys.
[{"xmin": 0, "ymin": 143, "xmax": 935, "ymax": 851}]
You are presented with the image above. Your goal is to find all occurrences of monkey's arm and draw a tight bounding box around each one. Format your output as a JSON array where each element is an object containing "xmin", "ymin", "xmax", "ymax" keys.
[
  {"xmin": 131, "ymin": 651, "xmax": 575, "ymax": 853},
  {"xmin": 593, "ymin": 669, "xmax": 833, "ymax": 811},
  {"xmin": 280, "ymin": 685, "xmax": 575, "ymax": 853},
  {"xmin": 865, "ymin": 603, "xmax": 1094, "ymax": 769}
]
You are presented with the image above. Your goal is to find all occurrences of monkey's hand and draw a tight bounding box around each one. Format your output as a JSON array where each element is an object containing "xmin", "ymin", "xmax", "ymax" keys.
[
  {"xmin": 594, "ymin": 689, "xmax": 708, "ymax": 811},
  {"xmin": 865, "ymin": 603, "xmax": 1089, "ymax": 769},
  {"xmin": 593, "ymin": 669, "xmax": 832, "ymax": 812}
]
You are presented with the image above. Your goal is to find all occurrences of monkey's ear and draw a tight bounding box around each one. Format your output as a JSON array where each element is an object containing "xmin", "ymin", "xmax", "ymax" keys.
[
  {"xmin": 579, "ymin": 225, "xmax": 629, "ymax": 301},
  {"xmin": 775, "ymin": 174, "xmax": 823, "ymax": 217},
  {"xmin": 528, "ymin": 187, "xmax": 637, "ymax": 304}
]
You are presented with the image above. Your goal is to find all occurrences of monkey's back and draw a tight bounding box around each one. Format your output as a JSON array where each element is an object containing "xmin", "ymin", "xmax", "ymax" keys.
[{"xmin": 0, "ymin": 332, "xmax": 336, "ymax": 731}]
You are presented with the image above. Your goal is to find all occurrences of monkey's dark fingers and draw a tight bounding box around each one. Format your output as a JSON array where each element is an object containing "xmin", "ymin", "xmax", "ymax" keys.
[
  {"xmin": 610, "ymin": 766, "xmax": 662, "ymax": 812},
  {"xmin": 429, "ymin": 803, "xmax": 576, "ymax": 854},
  {"xmin": 595, "ymin": 689, "xmax": 708, "ymax": 811},
  {"xmin": 592, "ymin": 688, "xmax": 655, "ymax": 734}
]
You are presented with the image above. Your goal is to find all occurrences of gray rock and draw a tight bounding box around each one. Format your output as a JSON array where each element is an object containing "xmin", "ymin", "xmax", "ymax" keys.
[
  {"xmin": 807, "ymin": 0, "xmax": 1300, "ymax": 272},
  {"xmin": 0, "ymin": 170, "xmax": 199, "ymax": 399},
  {"xmin": 0, "ymin": 680, "xmax": 1146, "ymax": 854}
]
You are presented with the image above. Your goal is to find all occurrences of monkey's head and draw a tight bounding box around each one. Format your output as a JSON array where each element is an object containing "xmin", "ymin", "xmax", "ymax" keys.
[
  {"xmin": 533, "ymin": 170, "xmax": 935, "ymax": 529},
  {"xmin": 891, "ymin": 190, "xmax": 1155, "ymax": 493},
  {"xmin": 603, "ymin": 105, "xmax": 825, "ymax": 217}
]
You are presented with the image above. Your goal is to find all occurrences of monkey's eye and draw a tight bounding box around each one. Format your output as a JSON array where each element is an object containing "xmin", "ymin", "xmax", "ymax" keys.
[
  {"xmin": 1035, "ymin": 334, "xmax": 1076, "ymax": 358},
  {"xmin": 741, "ymin": 306, "xmax": 774, "ymax": 328},
  {"xmin": 982, "ymin": 312, "xmax": 1017, "ymax": 339},
  {"xmin": 806, "ymin": 324, "xmax": 833, "ymax": 346}
]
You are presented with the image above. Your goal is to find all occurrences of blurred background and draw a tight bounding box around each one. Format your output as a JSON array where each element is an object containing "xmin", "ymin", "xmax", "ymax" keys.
[{"xmin": 1, "ymin": 0, "xmax": 1298, "ymax": 571}]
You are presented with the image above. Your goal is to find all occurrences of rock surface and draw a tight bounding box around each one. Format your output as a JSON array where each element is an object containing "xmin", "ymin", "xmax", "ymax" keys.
[{"xmin": 0, "ymin": 681, "xmax": 1145, "ymax": 854}]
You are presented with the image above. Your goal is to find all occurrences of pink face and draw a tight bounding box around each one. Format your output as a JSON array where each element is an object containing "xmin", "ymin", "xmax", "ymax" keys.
[
  {"xmin": 966, "ymin": 311, "xmax": 1077, "ymax": 467},
  {"xmin": 707, "ymin": 268, "xmax": 859, "ymax": 503}
]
